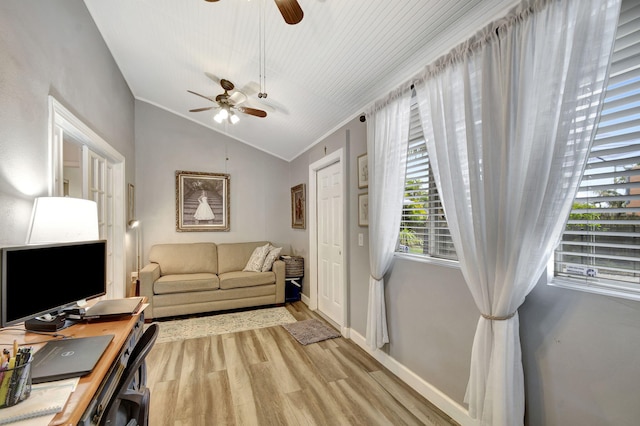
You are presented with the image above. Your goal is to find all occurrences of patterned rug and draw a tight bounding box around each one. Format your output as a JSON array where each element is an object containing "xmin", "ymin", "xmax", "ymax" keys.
[
  {"xmin": 282, "ymin": 318, "xmax": 341, "ymax": 345},
  {"xmin": 152, "ymin": 306, "xmax": 297, "ymax": 343}
]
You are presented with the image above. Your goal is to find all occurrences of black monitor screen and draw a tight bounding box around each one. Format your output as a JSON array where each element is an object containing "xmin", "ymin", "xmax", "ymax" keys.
[{"xmin": 1, "ymin": 240, "xmax": 107, "ymax": 327}]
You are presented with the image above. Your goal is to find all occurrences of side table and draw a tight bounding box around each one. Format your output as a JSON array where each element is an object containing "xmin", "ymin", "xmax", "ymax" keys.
[{"xmin": 281, "ymin": 255, "xmax": 304, "ymax": 302}]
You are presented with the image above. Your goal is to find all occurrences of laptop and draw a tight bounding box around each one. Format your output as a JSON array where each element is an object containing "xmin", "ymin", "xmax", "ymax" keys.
[
  {"xmin": 31, "ymin": 334, "xmax": 114, "ymax": 384},
  {"xmin": 83, "ymin": 297, "xmax": 144, "ymax": 320}
]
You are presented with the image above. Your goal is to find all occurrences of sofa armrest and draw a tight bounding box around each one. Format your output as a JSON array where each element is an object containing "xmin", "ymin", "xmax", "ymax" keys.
[
  {"xmin": 139, "ymin": 263, "xmax": 160, "ymax": 317},
  {"xmin": 273, "ymin": 259, "xmax": 285, "ymax": 303}
]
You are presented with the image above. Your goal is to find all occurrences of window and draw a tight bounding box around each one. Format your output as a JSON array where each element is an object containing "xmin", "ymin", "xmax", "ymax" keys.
[
  {"xmin": 397, "ymin": 97, "xmax": 457, "ymax": 261},
  {"xmin": 552, "ymin": 0, "xmax": 640, "ymax": 299}
]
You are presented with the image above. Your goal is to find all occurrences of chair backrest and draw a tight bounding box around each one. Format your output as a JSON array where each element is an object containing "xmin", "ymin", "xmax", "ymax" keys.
[
  {"xmin": 100, "ymin": 323, "xmax": 159, "ymax": 426},
  {"xmin": 122, "ymin": 323, "xmax": 159, "ymax": 389}
]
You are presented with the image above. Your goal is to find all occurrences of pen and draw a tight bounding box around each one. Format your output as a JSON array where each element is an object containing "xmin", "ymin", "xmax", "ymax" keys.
[{"xmin": 12, "ymin": 340, "xmax": 17, "ymax": 358}]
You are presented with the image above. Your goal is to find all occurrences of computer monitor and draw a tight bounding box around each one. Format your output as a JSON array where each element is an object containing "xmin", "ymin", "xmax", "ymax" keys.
[{"xmin": 0, "ymin": 240, "xmax": 107, "ymax": 331}]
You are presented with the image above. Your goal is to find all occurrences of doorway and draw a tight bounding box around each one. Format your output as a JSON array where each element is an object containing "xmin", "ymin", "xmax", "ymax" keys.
[
  {"xmin": 309, "ymin": 148, "xmax": 348, "ymax": 333},
  {"xmin": 49, "ymin": 96, "xmax": 126, "ymax": 299}
]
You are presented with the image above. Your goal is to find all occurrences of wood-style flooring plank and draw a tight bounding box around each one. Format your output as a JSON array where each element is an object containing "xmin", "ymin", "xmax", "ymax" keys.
[{"xmin": 147, "ymin": 301, "xmax": 459, "ymax": 426}]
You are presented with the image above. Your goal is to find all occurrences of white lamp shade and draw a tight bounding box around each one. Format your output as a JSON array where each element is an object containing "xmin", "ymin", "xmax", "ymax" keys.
[{"xmin": 26, "ymin": 197, "xmax": 99, "ymax": 244}]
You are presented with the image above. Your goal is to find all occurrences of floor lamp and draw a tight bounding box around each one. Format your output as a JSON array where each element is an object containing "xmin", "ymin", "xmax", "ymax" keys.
[{"xmin": 128, "ymin": 219, "xmax": 141, "ymax": 296}]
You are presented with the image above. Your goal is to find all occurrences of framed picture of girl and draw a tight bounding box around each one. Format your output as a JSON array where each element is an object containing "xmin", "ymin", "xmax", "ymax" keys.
[{"xmin": 176, "ymin": 170, "xmax": 230, "ymax": 231}]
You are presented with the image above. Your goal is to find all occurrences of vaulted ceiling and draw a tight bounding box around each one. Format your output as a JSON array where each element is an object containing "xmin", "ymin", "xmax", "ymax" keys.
[{"xmin": 83, "ymin": 0, "xmax": 517, "ymax": 161}]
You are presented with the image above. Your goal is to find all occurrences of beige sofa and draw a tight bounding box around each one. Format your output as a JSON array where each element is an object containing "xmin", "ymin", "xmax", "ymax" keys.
[{"xmin": 139, "ymin": 241, "xmax": 285, "ymax": 320}]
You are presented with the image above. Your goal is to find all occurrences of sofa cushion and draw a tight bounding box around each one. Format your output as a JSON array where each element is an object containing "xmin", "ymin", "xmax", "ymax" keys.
[
  {"xmin": 219, "ymin": 271, "xmax": 275, "ymax": 290},
  {"xmin": 149, "ymin": 243, "xmax": 218, "ymax": 275},
  {"xmin": 217, "ymin": 241, "xmax": 271, "ymax": 274},
  {"xmin": 261, "ymin": 246, "xmax": 282, "ymax": 272},
  {"xmin": 154, "ymin": 273, "xmax": 220, "ymax": 294},
  {"xmin": 243, "ymin": 243, "xmax": 271, "ymax": 272}
]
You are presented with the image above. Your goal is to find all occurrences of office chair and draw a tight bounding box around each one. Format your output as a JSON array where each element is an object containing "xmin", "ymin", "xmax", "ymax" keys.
[{"xmin": 100, "ymin": 323, "xmax": 159, "ymax": 426}]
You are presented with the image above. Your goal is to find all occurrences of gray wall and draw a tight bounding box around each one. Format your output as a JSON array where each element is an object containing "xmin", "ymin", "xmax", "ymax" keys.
[
  {"xmin": 520, "ymin": 279, "xmax": 640, "ymax": 425},
  {"xmin": 0, "ymin": 1, "xmax": 134, "ymax": 246},
  {"xmin": 134, "ymin": 101, "xmax": 291, "ymax": 261}
]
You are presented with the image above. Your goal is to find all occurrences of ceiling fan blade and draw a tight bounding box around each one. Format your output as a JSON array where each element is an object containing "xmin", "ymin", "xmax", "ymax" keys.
[
  {"xmin": 204, "ymin": 72, "xmax": 220, "ymax": 86},
  {"xmin": 187, "ymin": 90, "xmax": 215, "ymax": 102},
  {"xmin": 240, "ymin": 96, "xmax": 276, "ymax": 114},
  {"xmin": 189, "ymin": 106, "xmax": 214, "ymax": 113},
  {"xmin": 229, "ymin": 90, "xmax": 247, "ymax": 106},
  {"xmin": 237, "ymin": 106, "xmax": 267, "ymax": 118},
  {"xmin": 274, "ymin": 0, "xmax": 303, "ymax": 25},
  {"xmin": 239, "ymin": 81, "xmax": 260, "ymax": 98}
]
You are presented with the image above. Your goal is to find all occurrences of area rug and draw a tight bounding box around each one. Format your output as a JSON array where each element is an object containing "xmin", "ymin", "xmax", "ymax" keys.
[
  {"xmin": 152, "ymin": 306, "xmax": 297, "ymax": 343},
  {"xmin": 282, "ymin": 318, "xmax": 341, "ymax": 345}
]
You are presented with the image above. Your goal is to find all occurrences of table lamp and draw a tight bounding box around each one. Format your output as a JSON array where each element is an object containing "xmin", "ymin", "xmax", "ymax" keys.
[{"xmin": 26, "ymin": 197, "xmax": 99, "ymax": 244}]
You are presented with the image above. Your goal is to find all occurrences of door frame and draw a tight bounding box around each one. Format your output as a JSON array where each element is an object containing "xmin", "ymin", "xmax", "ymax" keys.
[
  {"xmin": 48, "ymin": 96, "xmax": 127, "ymax": 298},
  {"xmin": 308, "ymin": 148, "xmax": 349, "ymax": 334}
]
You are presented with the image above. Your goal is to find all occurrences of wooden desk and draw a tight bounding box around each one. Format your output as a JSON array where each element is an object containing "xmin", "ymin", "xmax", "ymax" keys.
[{"xmin": 2, "ymin": 307, "xmax": 144, "ymax": 425}]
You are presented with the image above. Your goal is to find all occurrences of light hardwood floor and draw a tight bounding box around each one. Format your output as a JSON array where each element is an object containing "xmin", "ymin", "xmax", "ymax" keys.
[{"xmin": 146, "ymin": 301, "xmax": 458, "ymax": 425}]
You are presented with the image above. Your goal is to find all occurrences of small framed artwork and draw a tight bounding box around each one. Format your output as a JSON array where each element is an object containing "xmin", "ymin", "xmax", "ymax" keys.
[
  {"xmin": 358, "ymin": 193, "xmax": 369, "ymax": 227},
  {"xmin": 176, "ymin": 170, "xmax": 230, "ymax": 232},
  {"xmin": 291, "ymin": 183, "xmax": 306, "ymax": 229},
  {"xmin": 357, "ymin": 153, "xmax": 368, "ymax": 189},
  {"xmin": 127, "ymin": 183, "xmax": 135, "ymax": 223}
]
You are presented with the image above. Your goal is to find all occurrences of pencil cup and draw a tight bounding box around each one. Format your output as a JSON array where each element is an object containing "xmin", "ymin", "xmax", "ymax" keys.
[{"xmin": 0, "ymin": 359, "xmax": 32, "ymax": 408}]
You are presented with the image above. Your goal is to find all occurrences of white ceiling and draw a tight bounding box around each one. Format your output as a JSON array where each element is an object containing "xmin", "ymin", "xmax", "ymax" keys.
[{"xmin": 83, "ymin": 0, "xmax": 517, "ymax": 162}]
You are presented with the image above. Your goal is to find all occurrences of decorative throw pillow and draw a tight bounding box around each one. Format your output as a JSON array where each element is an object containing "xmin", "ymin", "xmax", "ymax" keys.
[
  {"xmin": 243, "ymin": 243, "xmax": 271, "ymax": 272},
  {"xmin": 261, "ymin": 246, "xmax": 282, "ymax": 272}
]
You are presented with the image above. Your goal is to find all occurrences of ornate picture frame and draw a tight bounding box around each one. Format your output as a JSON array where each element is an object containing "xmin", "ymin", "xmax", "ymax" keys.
[
  {"xmin": 291, "ymin": 183, "xmax": 306, "ymax": 229},
  {"xmin": 176, "ymin": 170, "xmax": 230, "ymax": 232},
  {"xmin": 357, "ymin": 153, "xmax": 368, "ymax": 189},
  {"xmin": 358, "ymin": 192, "xmax": 369, "ymax": 227}
]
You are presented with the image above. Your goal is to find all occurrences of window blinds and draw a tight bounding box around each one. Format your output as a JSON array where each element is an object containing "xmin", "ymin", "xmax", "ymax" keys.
[
  {"xmin": 555, "ymin": 0, "xmax": 640, "ymax": 289},
  {"xmin": 398, "ymin": 99, "xmax": 457, "ymax": 260}
]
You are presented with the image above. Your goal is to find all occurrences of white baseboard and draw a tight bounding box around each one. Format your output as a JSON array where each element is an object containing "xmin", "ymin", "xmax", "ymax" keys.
[
  {"xmin": 300, "ymin": 293, "xmax": 310, "ymax": 305},
  {"xmin": 348, "ymin": 330, "xmax": 477, "ymax": 426}
]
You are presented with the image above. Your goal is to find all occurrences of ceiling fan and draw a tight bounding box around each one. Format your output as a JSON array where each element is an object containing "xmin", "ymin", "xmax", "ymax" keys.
[
  {"xmin": 188, "ymin": 77, "xmax": 268, "ymax": 124},
  {"xmin": 203, "ymin": 0, "xmax": 303, "ymax": 25}
]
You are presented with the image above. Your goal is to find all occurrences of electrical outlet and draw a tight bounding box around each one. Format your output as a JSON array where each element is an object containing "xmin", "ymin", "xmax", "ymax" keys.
[{"xmin": 358, "ymin": 233, "xmax": 364, "ymax": 246}]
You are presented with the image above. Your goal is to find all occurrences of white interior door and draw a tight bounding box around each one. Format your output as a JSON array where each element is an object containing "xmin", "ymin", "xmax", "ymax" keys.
[
  {"xmin": 317, "ymin": 161, "xmax": 344, "ymax": 326},
  {"xmin": 83, "ymin": 146, "xmax": 116, "ymax": 298}
]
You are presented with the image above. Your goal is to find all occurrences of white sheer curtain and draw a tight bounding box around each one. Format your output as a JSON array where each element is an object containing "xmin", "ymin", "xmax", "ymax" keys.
[
  {"xmin": 364, "ymin": 87, "xmax": 412, "ymax": 349},
  {"xmin": 413, "ymin": 0, "xmax": 621, "ymax": 424}
]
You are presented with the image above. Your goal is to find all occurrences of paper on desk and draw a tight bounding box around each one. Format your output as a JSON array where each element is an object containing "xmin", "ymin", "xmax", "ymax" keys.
[{"xmin": 0, "ymin": 378, "xmax": 79, "ymax": 426}]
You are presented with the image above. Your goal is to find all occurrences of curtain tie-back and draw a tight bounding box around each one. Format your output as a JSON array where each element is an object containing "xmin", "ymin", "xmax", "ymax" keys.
[
  {"xmin": 371, "ymin": 274, "xmax": 384, "ymax": 281},
  {"xmin": 480, "ymin": 311, "xmax": 516, "ymax": 321}
]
